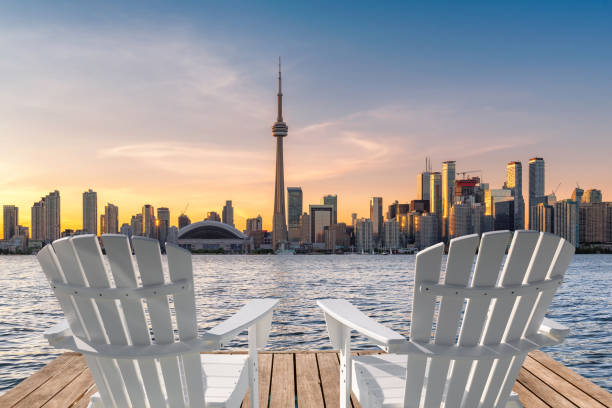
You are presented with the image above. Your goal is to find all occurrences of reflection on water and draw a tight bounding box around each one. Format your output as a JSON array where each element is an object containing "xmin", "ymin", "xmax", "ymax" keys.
[{"xmin": 0, "ymin": 254, "xmax": 610, "ymax": 393}]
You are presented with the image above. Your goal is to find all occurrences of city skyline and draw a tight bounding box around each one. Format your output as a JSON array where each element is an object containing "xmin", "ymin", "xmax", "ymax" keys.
[{"xmin": 1, "ymin": 2, "xmax": 611, "ymax": 233}]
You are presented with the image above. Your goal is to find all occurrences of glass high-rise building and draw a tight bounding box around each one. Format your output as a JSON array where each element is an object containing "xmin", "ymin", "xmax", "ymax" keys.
[
  {"xmin": 3, "ymin": 205, "xmax": 18, "ymax": 240},
  {"xmin": 222, "ymin": 200, "xmax": 234, "ymax": 227},
  {"xmin": 287, "ymin": 187, "xmax": 303, "ymax": 228},
  {"xmin": 157, "ymin": 207, "xmax": 170, "ymax": 245},
  {"xmin": 429, "ymin": 172, "xmax": 442, "ymax": 240},
  {"xmin": 417, "ymin": 172, "xmax": 431, "ymax": 201},
  {"xmin": 442, "ymin": 161, "xmax": 456, "ymax": 239},
  {"xmin": 31, "ymin": 200, "xmax": 45, "ymax": 241},
  {"xmin": 529, "ymin": 157, "xmax": 546, "ymax": 228},
  {"xmin": 310, "ymin": 204, "xmax": 333, "ymax": 244},
  {"xmin": 322, "ymin": 194, "xmax": 338, "ymax": 225},
  {"xmin": 142, "ymin": 204, "xmax": 155, "ymax": 238},
  {"xmin": 506, "ymin": 161, "xmax": 525, "ymax": 230},
  {"xmin": 369, "ymin": 197, "xmax": 383, "ymax": 239},
  {"xmin": 82, "ymin": 189, "xmax": 97, "ymax": 235},
  {"xmin": 103, "ymin": 203, "xmax": 119, "ymax": 234},
  {"xmin": 44, "ymin": 190, "xmax": 61, "ymax": 242}
]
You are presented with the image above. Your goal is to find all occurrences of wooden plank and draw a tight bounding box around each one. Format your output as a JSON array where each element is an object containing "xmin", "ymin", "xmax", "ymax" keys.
[
  {"xmin": 0, "ymin": 353, "xmax": 78, "ymax": 407},
  {"xmin": 41, "ymin": 368, "xmax": 94, "ymax": 408},
  {"xmin": 70, "ymin": 384, "xmax": 98, "ymax": 408},
  {"xmin": 317, "ymin": 353, "xmax": 341, "ymax": 408},
  {"xmin": 296, "ymin": 353, "xmax": 324, "ymax": 408},
  {"xmin": 529, "ymin": 351, "xmax": 612, "ymax": 407},
  {"xmin": 241, "ymin": 353, "xmax": 273, "ymax": 408},
  {"xmin": 517, "ymin": 368, "xmax": 578, "ymax": 408},
  {"xmin": 513, "ymin": 381, "xmax": 551, "ymax": 408},
  {"xmin": 522, "ymin": 355, "xmax": 606, "ymax": 408},
  {"xmin": 269, "ymin": 353, "xmax": 294, "ymax": 408},
  {"xmin": 12, "ymin": 356, "xmax": 88, "ymax": 408}
]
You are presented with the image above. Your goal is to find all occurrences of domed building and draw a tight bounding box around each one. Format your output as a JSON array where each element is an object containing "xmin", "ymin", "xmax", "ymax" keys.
[{"xmin": 177, "ymin": 220, "xmax": 248, "ymax": 253}]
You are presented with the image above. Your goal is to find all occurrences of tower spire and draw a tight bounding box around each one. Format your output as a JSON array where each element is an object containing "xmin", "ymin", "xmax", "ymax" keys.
[{"xmin": 277, "ymin": 56, "xmax": 283, "ymax": 122}]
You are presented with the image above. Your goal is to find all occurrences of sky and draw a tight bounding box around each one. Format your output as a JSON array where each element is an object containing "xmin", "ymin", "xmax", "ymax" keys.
[{"xmin": 1, "ymin": 1, "xmax": 611, "ymax": 234}]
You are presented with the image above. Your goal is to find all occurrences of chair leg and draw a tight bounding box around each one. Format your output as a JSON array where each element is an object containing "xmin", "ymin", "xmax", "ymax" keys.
[{"xmin": 248, "ymin": 325, "xmax": 259, "ymax": 408}]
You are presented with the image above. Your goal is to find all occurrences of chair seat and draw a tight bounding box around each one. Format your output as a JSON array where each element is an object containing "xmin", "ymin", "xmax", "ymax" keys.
[
  {"xmin": 89, "ymin": 354, "xmax": 249, "ymax": 408},
  {"xmin": 352, "ymin": 354, "xmax": 523, "ymax": 408}
]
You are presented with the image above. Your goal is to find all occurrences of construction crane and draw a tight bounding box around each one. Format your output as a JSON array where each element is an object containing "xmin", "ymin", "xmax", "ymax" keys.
[
  {"xmin": 456, "ymin": 169, "xmax": 482, "ymax": 179},
  {"xmin": 551, "ymin": 182, "xmax": 562, "ymax": 196},
  {"xmin": 180, "ymin": 203, "xmax": 189, "ymax": 215}
]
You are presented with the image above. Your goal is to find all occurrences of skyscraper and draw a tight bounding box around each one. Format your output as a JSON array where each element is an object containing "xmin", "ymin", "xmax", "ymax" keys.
[
  {"xmin": 222, "ymin": 200, "xmax": 234, "ymax": 227},
  {"xmin": 571, "ymin": 187, "xmax": 584, "ymax": 204},
  {"xmin": 142, "ymin": 204, "xmax": 155, "ymax": 238},
  {"xmin": 417, "ymin": 156, "xmax": 432, "ymax": 201},
  {"xmin": 287, "ymin": 187, "xmax": 303, "ymax": 241},
  {"xmin": 355, "ymin": 218, "xmax": 373, "ymax": 253},
  {"xmin": 583, "ymin": 189, "xmax": 602, "ymax": 204},
  {"xmin": 3, "ymin": 205, "xmax": 18, "ymax": 240},
  {"xmin": 429, "ymin": 172, "xmax": 442, "ymax": 240},
  {"xmin": 554, "ymin": 199, "xmax": 579, "ymax": 247},
  {"xmin": 506, "ymin": 161, "xmax": 525, "ymax": 230},
  {"xmin": 104, "ymin": 203, "xmax": 119, "ymax": 234},
  {"xmin": 130, "ymin": 214, "xmax": 143, "ymax": 237},
  {"xmin": 272, "ymin": 57, "xmax": 289, "ymax": 250},
  {"xmin": 369, "ymin": 197, "xmax": 383, "ymax": 239},
  {"xmin": 322, "ymin": 194, "xmax": 338, "ymax": 225},
  {"xmin": 310, "ymin": 204, "xmax": 333, "ymax": 244},
  {"xmin": 529, "ymin": 157, "xmax": 546, "ymax": 228},
  {"xmin": 442, "ymin": 160, "xmax": 456, "ymax": 240},
  {"xmin": 31, "ymin": 200, "xmax": 45, "ymax": 241},
  {"xmin": 157, "ymin": 207, "xmax": 170, "ymax": 245},
  {"xmin": 82, "ymin": 189, "xmax": 97, "ymax": 235},
  {"xmin": 44, "ymin": 190, "xmax": 61, "ymax": 242},
  {"xmin": 246, "ymin": 215, "xmax": 263, "ymax": 235}
]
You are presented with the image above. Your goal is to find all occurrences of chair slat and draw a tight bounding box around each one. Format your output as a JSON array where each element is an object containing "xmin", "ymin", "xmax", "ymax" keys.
[
  {"xmin": 404, "ymin": 242, "xmax": 444, "ymax": 407},
  {"xmin": 444, "ymin": 230, "xmax": 511, "ymax": 405},
  {"xmin": 71, "ymin": 235, "xmax": 148, "ymax": 408},
  {"xmin": 463, "ymin": 230, "xmax": 539, "ymax": 408},
  {"xmin": 102, "ymin": 234, "xmax": 166, "ymax": 408},
  {"xmin": 132, "ymin": 237, "xmax": 186, "ymax": 408},
  {"xmin": 424, "ymin": 234, "xmax": 479, "ymax": 407},
  {"xmin": 166, "ymin": 243, "xmax": 205, "ymax": 408},
  {"xmin": 52, "ymin": 237, "xmax": 131, "ymax": 407}
]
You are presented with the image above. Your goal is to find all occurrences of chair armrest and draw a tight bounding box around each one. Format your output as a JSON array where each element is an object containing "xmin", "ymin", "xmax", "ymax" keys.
[
  {"xmin": 317, "ymin": 299, "xmax": 406, "ymax": 352},
  {"xmin": 207, "ymin": 298, "xmax": 279, "ymax": 347},
  {"xmin": 538, "ymin": 317, "xmax": 570, "ymax": 343},
  {"xmin": 44, "ymin": 319, "xmax": 74, "ymax": 348}
]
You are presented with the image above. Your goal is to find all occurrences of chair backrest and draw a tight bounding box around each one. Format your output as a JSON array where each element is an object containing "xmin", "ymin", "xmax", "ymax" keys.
[
  {"xmin": 405, "ymin": 230, "xmax": 574, "ymax": 408},
  {"xmin": 37, "ymin": 234, "xmax": 206, "ymax": 408}
]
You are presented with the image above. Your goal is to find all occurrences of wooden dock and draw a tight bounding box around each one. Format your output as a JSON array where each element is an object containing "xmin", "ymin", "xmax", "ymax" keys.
[{"xmin": 1, "ymin": 350, "xmax": 610, "ymax": 407}]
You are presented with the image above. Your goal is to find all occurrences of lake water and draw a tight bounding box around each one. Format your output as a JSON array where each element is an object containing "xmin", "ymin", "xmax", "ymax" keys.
[{"xmin": 0, "ymin": 254, "xmax": 610, "ymax": 394}]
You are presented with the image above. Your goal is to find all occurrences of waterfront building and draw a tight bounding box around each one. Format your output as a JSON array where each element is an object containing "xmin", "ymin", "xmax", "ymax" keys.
[
  {"xmin": 429, "ymin": 172, "xmax": 442, "ymax": 240},
  {"xmin": 506, "ymin": 161, "xmax": 525, "ymax": 230},
  {"xmin": 103, "ymin": 203, "xmax": 118, "ymax": 234},
  {"xmin": 44, "ymin": 190, "xmax": 61, "ymax": 242},
  {"xmin": 449, "ymin": 202, "xmax": 472, "ymax": 238},
  {"xmin": 3, "ymin": 205, "xmax": 18, "ymax": 240},
  {"xmin": 177, "ymin": 220, "xmax": 248, "ymax": 253},
  {"xmin": 322, "ymin": 194, "xmax": 338, "ymax": 225},
  {"xmin": 579, "ymin": 202, "xmax": 612, "ymax": 244},
  {"xmin": 351, "ymin": 213, "xmax": 357, "ymax": 230},
  {"xmin": 130, "ymin": 214, "xmax": 143, "ymax": 237},
  {"xmin": 330, "ymin": 223, "xmax": 350, "ymax": 249},
  {"xmin": 532, "ymin": 202, "xmax": 554, "ymax": 233},
  {"xmin": 119, "ymin": 223, "xmax": 132, "ymax": 238},
  {"xmin": 272, "ymin": 58, "xmax": 289, "ymax": 250},
  {"xmin": 300, "ymin": 213, "xmax": 311, "ymax": 244},
  {"xmin": 157, "ymin": 207, "xmax": 170, "ymax": 245},
  {"xmin": 383, "ymin": 219, "xmax": 400, "ymax": 250},
  {"xmin": 571, "ymin": 187, "xmax": 584, "ymax": 204},
  {"xmin": 82, "ymin": 189, "xmax": 97, "ymax": 235},
  {"xmin": 388, "ymin": 201, "xmax": 410, "ymax": 220},
  {"xmin": 178, "ymin": 214, "xmax": 191, "ymax": 229},
  {"xmin": 324, "ymin": 226, "xmax": 337, "ymax": 251},
  {"xmin": 410, "ymin": 200, "xmax": 429, "ymax": 214},
  {"xmin": 355, "ymin": 218, "xmax": 373, "ymax": 253},
  {"xmin": 442, "ymin": 160, "xmax": 456, "ymax": 240},
  {"xmin": 494, "ymin": 199, "xmax": 515, "ymax": 231},
  {"xmin": 583, "ymin": 189, "xmax": 602, "ymax": 204},
  {"xmin": 529, "ymin": 157, "xmax": 546, "ymax": 228},
  {"xmin": 288, "ymin": 187, "xmax": 303, "ymax": 241},
  {"xmin": 100, "ymin": 214, "xmax": 105, "ymax": 236},
  {"xmin": 246, "ymin": 215, "xmax": 263, "ymax": 235},
  {"xmin": 415, "ymin": 213, "xmax": 438, "ymax": 249},
  {"xmin": 310, "ymin": 205, "xmax": 333, "ymax": 245},
  {"xmin": 222, "ymin": 200, "xmax": 234, "ymax": 227},
  {"xmin": 554, "ymin": 199, "xmax": 579, "ymax": 247},
  {"xmin": 142, "ymin": 204, "xmax": 156, "ymax": 238},
  {"xmin": 206, "ymin": 211, "xmax": 221, "ymax": 222},
  {"xmin": 370, "ymin": 197, "xmax": 383, "ymax": 240},
  {"xmin": 417, "ymin": 172, "xmax": 431, "ymax": 201},
  {"xmin": 31, "ymin": 200, "xmax": 45, "ymax": 241}
]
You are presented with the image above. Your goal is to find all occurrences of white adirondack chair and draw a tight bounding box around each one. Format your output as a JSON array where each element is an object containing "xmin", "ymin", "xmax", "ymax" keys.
[
  {"xmin": 38, "ymin": 234, "xmax": 278, "ymax": 408},
  {"xmin": 318, "ymin": 230, "xmax": 574, "ymax": 408}
]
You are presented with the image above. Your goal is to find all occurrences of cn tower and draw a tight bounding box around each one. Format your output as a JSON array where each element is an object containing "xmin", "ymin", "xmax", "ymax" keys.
[{"xmin": 272, "ymin": 57, "xmax": 288, "ymax": 250}]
